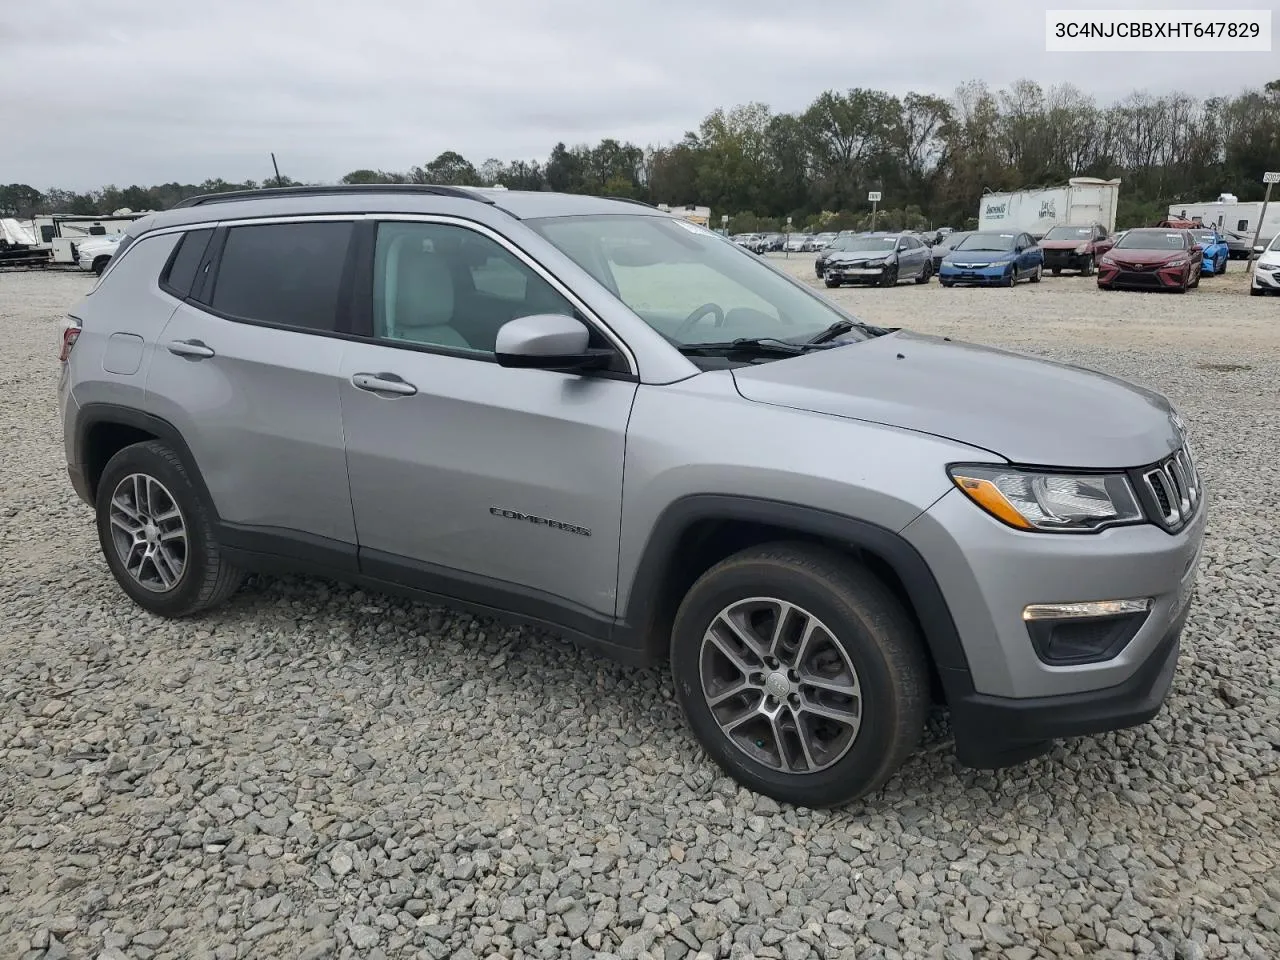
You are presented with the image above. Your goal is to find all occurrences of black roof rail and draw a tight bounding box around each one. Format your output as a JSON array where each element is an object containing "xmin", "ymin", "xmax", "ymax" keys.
[
  {"xmin": 603, "ymin": 196, "xmax": 658, "ymax": 209},
  {"xmin": 172, "ymin": 184, "xmax": 496, "ymax": 209}
]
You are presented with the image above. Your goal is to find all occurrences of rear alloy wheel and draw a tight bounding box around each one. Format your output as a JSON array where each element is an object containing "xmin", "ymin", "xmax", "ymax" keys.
[
  {"xmin": 671, "ymin": 543, "xmax": 928, "ymax": 808},
  {"xmin": 96, "ymin": 440, "xmax": 242, "ymax": 617}
]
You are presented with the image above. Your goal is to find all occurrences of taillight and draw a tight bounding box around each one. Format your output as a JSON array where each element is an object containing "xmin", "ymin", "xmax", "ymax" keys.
[{"xmin": 59, "ymin": 319, "xmax": 82, "ymax": 362}]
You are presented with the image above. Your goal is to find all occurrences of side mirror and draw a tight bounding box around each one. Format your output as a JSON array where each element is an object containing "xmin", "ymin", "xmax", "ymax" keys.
[
  {"xmin": 494, "ymin": 314, "xmax": 612, "ymax": 372},
  {"xmin": 1255, "ymin": 245, "xmax": 1266, "ymax": 254},
  {"xmin": 1191, "ymin": 244, "xmax": 1204, "ymax": 253}
]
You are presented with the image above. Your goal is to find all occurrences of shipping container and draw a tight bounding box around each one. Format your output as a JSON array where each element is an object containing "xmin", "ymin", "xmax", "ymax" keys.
[{"xmin": 978, "ymin": 178, "xmax": 1122, "ymax": 237}]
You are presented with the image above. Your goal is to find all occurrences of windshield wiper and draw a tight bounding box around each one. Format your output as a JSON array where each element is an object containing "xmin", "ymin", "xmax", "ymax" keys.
[
  {"xmin": 677, "ymin": 337, "xmax": 808, "ymax": 357},
  {"xmin": 805, "ymin": 319, "xmax": 889, "ymax": 343}
]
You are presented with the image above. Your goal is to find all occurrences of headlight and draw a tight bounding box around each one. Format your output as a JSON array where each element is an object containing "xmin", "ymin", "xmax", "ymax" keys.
[
  {"xmin": 989, "ymin": 260, "xmax": 1011, "ymax": 268},
  {"xmin": 948, "ymin": 465, "xmax": 1143, "ymax": 532},
  {"xmin": 1166, "ymin": 259, "xmax": 1187, "ymax": 268},
  {"xmin": 1074, "ymin": 243, "xmax": 1089, "ymax": 254}
]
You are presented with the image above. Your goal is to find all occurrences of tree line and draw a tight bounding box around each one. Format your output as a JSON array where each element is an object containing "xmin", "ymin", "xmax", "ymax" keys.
[{"xmin": 3, "ymin": 78, "xmax": 1278, "ymax": 233}]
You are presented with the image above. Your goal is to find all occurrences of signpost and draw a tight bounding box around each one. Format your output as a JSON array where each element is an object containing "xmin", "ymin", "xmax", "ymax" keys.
[
  {"xmin": 721, "ymin": 213, "xmax": 729, "ymax": 237},
  {"xmin": 1252, "ymin": 172, "xmax": 1279, "ymax": 258},
  {"xmin": 785, "ymin": 215, "xmax": 793, "ymax": 258},
  {"xmin": 868, "ymin": 191, "xmax": 882, "ymax": 231}
]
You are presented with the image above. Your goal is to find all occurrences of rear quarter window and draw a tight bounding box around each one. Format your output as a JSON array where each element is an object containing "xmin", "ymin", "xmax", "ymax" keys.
[{"xmin": 159, "ymin": 228, "xmax": 214, "ymax": 299}]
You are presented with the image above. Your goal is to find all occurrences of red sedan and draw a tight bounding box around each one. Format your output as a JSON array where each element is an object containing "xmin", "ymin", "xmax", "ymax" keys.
[{"xmin": 1096, "ymin": 228, "xmax": 1202, "ymax": 292}]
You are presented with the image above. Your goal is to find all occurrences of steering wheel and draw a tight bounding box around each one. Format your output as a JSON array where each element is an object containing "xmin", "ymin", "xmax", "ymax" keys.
[{"xmin": 674, "ymin": 302, "xmax": 725, "ymax": 339}]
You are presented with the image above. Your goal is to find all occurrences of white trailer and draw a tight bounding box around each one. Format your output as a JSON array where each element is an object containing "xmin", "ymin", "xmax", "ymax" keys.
[
  {"xmin": 978, "ymin": 178, "xmax": 1122, "ymax": 237},
  {"xmin": 1167, "ymin": 196, "xmax": 1280, "ymax": 247},
  {"xmin": 32, "ymin": 214, "xmax": 147, "ymax": 263}
]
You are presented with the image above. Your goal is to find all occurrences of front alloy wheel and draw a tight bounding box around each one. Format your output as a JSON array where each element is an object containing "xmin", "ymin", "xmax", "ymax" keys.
[{"xmin": 699, "ymin": 598, "xmax": 862, "ymax": 774}]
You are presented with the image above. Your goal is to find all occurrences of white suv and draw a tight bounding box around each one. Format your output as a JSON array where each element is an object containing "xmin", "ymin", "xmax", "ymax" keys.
[{"xmin": 1251, "ymin": 235, "xmax": 1280, "ymax": 296}]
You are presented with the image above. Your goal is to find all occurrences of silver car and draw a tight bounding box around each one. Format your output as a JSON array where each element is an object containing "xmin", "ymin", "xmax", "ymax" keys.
[{"xmin": 58, "ymin": 185, "xmax": 1206, "ymax": 807}]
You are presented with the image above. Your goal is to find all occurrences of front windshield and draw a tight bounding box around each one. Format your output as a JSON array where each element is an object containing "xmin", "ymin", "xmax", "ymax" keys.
[
  {"xmin": 1043, "ymin": 226, "xmax": 1091, "ymax": 241},
  {"xmin": 955, "ymin": 232, "xmax": 1016, "ymax": 252},
  {"xmin": 1115, "ymin": 230, "xmax": 1187, "ymax": 250},
  {"xmin": 528, "ymin": 214, "xmax": 868, "ymax": 346}
]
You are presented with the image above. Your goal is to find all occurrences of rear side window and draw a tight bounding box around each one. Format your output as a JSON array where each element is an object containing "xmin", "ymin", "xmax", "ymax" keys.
[
  {"xmin": 209, "ymin": 221, "xmax": 353, "ymax": 331},
  {"xmin": 160, "ymin": 228, "xmax": 214, "ymax": 299}
]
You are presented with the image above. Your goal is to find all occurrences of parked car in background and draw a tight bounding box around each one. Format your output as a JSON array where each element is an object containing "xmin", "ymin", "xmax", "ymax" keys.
[
  {"xmin": 733, "ymin": 234, "xmax": 768, "ymax": 254},
  {"xmin": 1250, "ymin": 235, "xmax": 1280, "ymax": 295},
  {"xmin": 930, "ymin": 231, "xmax": 974, "ymax": 273},
  {"xmin": 1038, "ymin": 224, "xmax": 1114, "ymax": 276},
  {"xmin": 1097, "ymin": 228, "xmax": 1202, "ymax": 293},
  {"xmin": 59, "ymin": 183, "xmax": 1206, "ymax": 807},
  {"xmin": 812, "ymin": 232, "xmax": 838, "ymax": 251},
  {"xmin": 938, "ymin": 231, "xmax": 1044, "ymax": 287},
  {"xmin": 821, "ymin": 232, "xmax": 932, "ymax": 287},
  {"xmin": 75, "ymin": 234, "xmax": 125, "ymax": 275},
  {"xmin": 784, "ymin": 234, "xmax": 810, "ymax": 252},
  {"xmin": 1189, "ymin": 228, "xmax": 1229, "ymax": 275}
]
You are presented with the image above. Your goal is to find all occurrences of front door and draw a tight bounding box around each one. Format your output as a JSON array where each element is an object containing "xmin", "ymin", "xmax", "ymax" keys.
[{"xmin": 339, "ymin": 218, "xmax": 637, "ymax": 621}]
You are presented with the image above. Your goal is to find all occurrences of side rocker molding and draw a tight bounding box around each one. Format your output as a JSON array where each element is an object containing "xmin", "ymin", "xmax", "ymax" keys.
[{"xmin": 615, "ymin": 494, "xmax": 977, "ymax": 700}]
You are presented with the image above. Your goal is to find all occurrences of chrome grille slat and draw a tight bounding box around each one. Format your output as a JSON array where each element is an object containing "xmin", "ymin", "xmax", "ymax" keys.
[{"xmin": 1142, "ymin": 443, "xmax": 1200, "ymax": 532}]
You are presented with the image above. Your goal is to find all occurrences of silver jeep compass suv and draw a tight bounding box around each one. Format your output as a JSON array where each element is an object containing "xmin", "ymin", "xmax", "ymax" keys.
[{"xmin": 58, "ymin": 185, "xmax": 1206, "ymax": 807}]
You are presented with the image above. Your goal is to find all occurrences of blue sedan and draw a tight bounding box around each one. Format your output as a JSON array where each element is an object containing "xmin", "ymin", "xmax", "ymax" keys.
[
  {"xmin": 1191, "ymin": 228, "xmax": 1229, "ymax": 275},
  {"xmin": 938, "ymin": 231, "xmax": 1045, "ymax": 287}
]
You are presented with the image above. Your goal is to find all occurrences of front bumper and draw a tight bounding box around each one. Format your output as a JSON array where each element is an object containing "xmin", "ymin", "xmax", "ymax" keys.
[
  {"xmin": 1252, "ymin": 264, "xmax": 1280, "ymax": 289},
  {"xmin": 902, "ymin": 479, "xmax": 1206, "ymax": 766},
  {"xmin": 1097, "ymin": 262, "xmax": 1189, "ymax": 289},
  {"xmin": 947, "ymin": 594, "xmax": 1189, "ymax": 768},
  {"xmin": 938, "ymin": 263, "xmax": 1011, "ymax": 285},
  {"xmin": 1042, "ymin": 249, "xmax": 1091, "ymax": 271},
  {"xmin": 824, "ymin": 263, "xmax": 890, "ymax": 284}
]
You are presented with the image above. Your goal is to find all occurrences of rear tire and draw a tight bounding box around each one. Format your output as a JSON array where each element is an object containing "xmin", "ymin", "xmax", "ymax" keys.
[
  {"xmin": 670, "ymin": 543, "xmax": 929, "ymax": 808},
  {"xmin": 95, "ymin": 441, "xmax": 242, "ymax": 618}
]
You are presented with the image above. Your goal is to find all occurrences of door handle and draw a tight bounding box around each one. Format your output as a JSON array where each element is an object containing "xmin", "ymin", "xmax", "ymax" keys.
[
  {"xmin": 351, "ymin": 372, "xmax": 417, "ymax": 396},
  {"xmin": 166, "ymin": 339, "xmax": 215, "ymax": 359}
]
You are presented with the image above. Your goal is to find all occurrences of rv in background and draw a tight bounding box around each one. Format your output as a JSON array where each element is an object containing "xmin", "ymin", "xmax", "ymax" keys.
[
  {"xmin": 1167, "ymin": 194, "xmax": 1280, "ymax": 259},
  {"xmin": 978, "ymin": 178, "xmax": 1122, "ymax": 238},
  {"xmin": 31, "ymin": 213, "xmax": 150, "ymax": 264}
]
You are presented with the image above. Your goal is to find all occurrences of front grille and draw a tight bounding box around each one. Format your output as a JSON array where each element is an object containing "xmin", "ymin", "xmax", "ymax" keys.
[
  {"xmin": 1114, "ymin": 271, "xmax": 1163, "ymax": 286},
  {"xmin": 1134, "ymin": 444, "xmax": 1201, "ymax": 532}
]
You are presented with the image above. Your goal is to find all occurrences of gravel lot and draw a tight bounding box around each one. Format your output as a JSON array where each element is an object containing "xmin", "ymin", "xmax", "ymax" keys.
[{"xmin": 2, "ymin": 265, "xmax": 1278, "ymax": 960}]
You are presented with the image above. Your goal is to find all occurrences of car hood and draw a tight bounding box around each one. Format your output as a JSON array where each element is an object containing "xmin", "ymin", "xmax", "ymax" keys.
[
  {"xmin": 942, "ymin": 249, "xmax": 1012, "ymax": 264},
  {"xmin": 1040, "ymin": 239, "xmax": 1090, "ymax": 250},
  {"xmin": 826, "ymin": 251, "xmax": 891, "ymax": 262},
  {"xmin": 731, "ymin": 331, "xmax": 1182, "ymax": 468},
  {"xmin": 1105, "ymin": 249, "xmax": 1187, "ymax": 264}
]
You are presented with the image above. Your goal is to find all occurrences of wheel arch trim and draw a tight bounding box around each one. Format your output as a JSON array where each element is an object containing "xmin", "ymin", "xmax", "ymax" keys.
[
  {"xmin": 74, "ymin": 403, "xmax": 219, "ymax": 519},
  {"xmin": 618, "ymin": 494, "xmax": 975, "ymax": 694}
]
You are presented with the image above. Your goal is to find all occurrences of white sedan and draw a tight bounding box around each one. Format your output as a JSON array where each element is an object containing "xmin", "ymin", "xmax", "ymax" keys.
[{"xmin": 1251, "ymin": 235, "xmax": 1280, "ymax": 296}]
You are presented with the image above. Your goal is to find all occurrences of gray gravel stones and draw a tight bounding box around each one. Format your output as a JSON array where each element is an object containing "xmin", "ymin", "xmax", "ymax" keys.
[{"xmin": 1, "ymin": 269, "xmax": 1278, "ymax": 959}]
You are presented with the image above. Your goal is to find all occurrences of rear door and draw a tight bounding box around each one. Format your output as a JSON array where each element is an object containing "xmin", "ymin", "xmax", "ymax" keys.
[{"xmin": 146, "ymin": 218, "xmax": 359, "ymax": 561}]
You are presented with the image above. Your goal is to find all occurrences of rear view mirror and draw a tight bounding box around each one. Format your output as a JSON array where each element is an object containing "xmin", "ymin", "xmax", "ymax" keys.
[{"xmin": 495, "ymin": 314, "xmax": 613, "ymax": 372}]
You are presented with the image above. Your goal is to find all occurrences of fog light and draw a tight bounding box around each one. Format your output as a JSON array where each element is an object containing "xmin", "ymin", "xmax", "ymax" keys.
[
  {"xmin": 1023, "ymin": 598, "xmax": 1151, "ymax": 620},
  {"xmin": 1023, "ymin": 598, "xmax": 1152, "ymax": 665}
]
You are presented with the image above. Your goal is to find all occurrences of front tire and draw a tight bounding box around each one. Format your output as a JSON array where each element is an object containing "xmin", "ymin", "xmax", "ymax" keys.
[
  {"xmin": 880, "ymin": 265, "xmax": 898, "ymax": 288},
  {"xmin": 92, "ymin": 256, "xmax": 111, "ymax": 276},
  {"xmin": 1003, "ymin": 266, "xmax": 1017, "ymax": 287},
  {"xmin": 1080, "ymin": 256, "xmax": 1095, "ymax": 277},
  {"xmin": 670, "ymin": 543, "xmax": 929, "ymax": 808},
  {"xmin": 824, "ymin": 278, "xmax": 840, "ymax": 288},
  {"xmin": 915, "ymin": 262, "xmax": 932, "ymax": 284},
  {"xmin": 95, "ymin": 441, "xmax": 242, "ymax": 617},
  {"xmin": 1029, "ymin": 265, "xmax": 1042, "ymax": 283}
]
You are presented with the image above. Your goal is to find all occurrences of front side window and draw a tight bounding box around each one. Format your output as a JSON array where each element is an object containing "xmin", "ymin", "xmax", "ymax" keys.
[
  {"xmin": 528, "ymin": 214, "xmax": 869, "ymax": 346},
  {"xmin": 372, "ymin": 221, "xmax": 574, "ymax": 354},
  {"xmin": 209, "ymin": 221, "xmax": 353, "ymax": 331}
]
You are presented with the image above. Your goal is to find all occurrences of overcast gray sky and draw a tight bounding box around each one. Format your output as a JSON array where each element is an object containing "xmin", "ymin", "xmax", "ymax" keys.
[{"xmin": 2, "ymin": 0, "xmax": 1275, "ymax": 190}]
